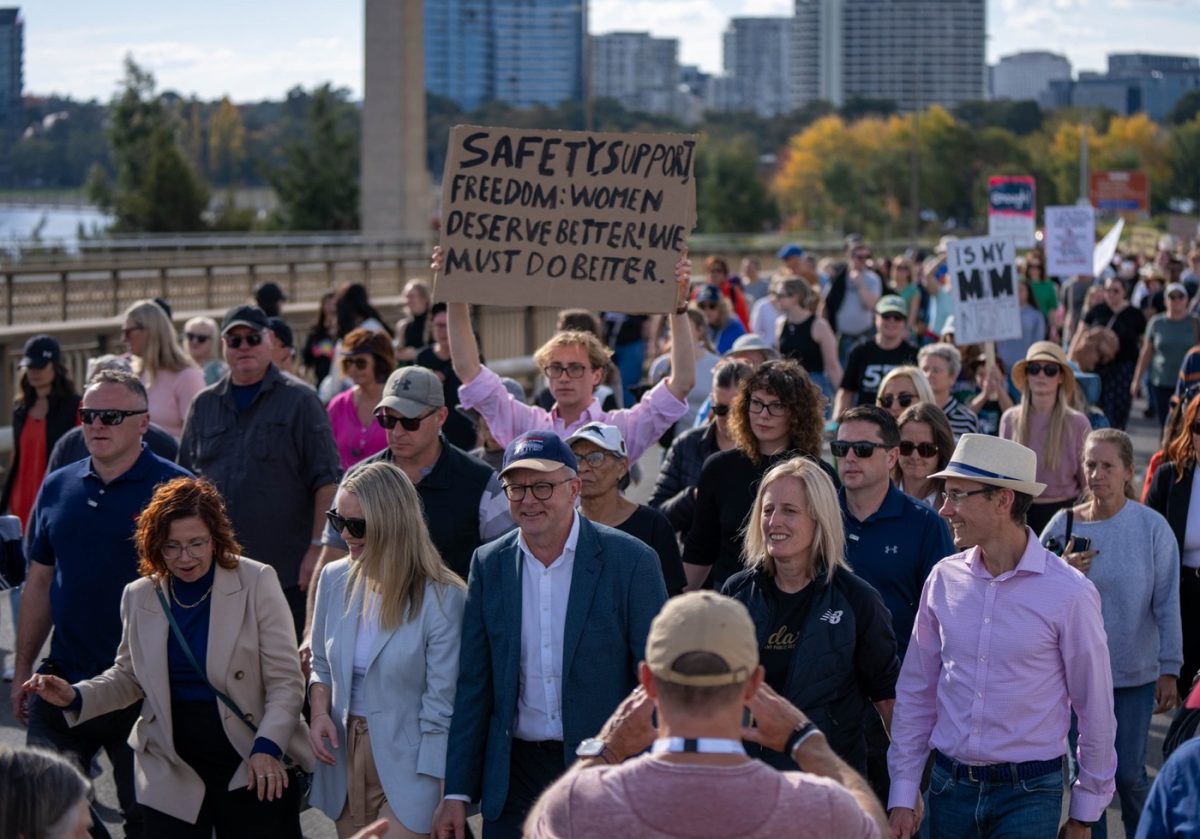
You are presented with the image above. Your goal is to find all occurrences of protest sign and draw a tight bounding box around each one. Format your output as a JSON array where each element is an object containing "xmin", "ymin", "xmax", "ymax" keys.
[
  {"xmin": 987, "ymin": 176, "xmax": 1036, "ymax": 249},
  {"xmin": 945, "ymin": 235, "xmax": 1022, "ymax": 345},
  {"xmin": 437, "ymin": 124, "xmax": 697, "ymax": 313},
  {"xmin": 1089, "ymin": 170, "xmax": 1149, "ymax": 214},
  {"xmin": 1044, "ymin": 205, "xmax": 1095, "ymax": 277},
  {"xmin": 1093, "ymin": 218, "xmax": 1124, "ymax": 277},
  {"xmin": 1128, "ymin": 226, "xmax": 1160, "ymax": 258},
  {"xmin": 1168, "ymin": 214, "xmax": 1199, "ymax": 244}
]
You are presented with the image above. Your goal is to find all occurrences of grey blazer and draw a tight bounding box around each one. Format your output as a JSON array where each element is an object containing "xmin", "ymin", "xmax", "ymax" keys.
[{"xmin": 308, "ymin": 560, "xmax": 465, "ymax": 833}]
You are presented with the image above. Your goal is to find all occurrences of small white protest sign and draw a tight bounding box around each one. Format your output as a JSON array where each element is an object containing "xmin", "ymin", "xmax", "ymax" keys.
[
  {"xmin": 946, "ymin": 235, "xmax": 1022, "ymax": 345},
  {"xmin": 1044, "ymin": 205, "xmax": 1096, "ymax": 277}
]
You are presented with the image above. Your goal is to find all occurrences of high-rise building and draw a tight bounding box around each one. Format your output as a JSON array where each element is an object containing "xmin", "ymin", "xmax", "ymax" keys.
[
  {"xmin": 425, "ymin": 0, "xmax": 585, "ymax": 111},
  {"xmin": 0, "ymin": 7, "xmax": 22, "ymax": 130},
  {"xmin": 590, "ymin": 32, "xmax": 679, "ymax": 112},
  {"xmin": 991, "ymin": 50, "xmax": 1071, "ymax": 105},
  {"xmin": 1047, "ymin": 52, "xmax": 1200, "ymax": 121},
  {"xmin": 717, "ymin": 17, "xmax": 793, "ymax": 116},
  {"xmin": 793, "ymin": 0, "xmax": 986, "ymax": 111}
]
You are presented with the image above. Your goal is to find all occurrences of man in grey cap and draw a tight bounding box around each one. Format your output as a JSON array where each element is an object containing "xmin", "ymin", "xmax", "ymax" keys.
[
  {"xmin": 178, "ymin": 304, "xmax": 341, "ymax": 637},
  {"xmin": 524, "ymin": 591, "xmax": 886, "ymax": 838},
  {"xmin": 302, "ymin": 366, "xmax": 512, "ymax": 647}
]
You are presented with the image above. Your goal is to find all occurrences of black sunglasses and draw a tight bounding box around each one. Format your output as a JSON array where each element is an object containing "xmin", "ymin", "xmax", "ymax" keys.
[
  {"xmin": 899, "ymin": 441, "xmax": 939, "ymax": 458},
  {"xmin": 831, "ymin": 440, "xmax": 891, "ymax": 458},
  {"xmin": 879, "ymin": 393, "xmax": 917, "ymax": 409},
  {"xmin": 375, "ymin": 409, "xmax": 436, "ymax": 431},
  {"xmin": 879, "ymin": 312, "xmax": 906, "ymax": 322},
  {"xmin": 1024, "ymin": 361, "xmax": 1061, "ymax": 378},
  {"xmin": 185, "ymin": 332, "xmax": 211, "ymax": 344},
  {"xmin": 223, "ymin": 332, "xmax": 265, "ymax": 349},
  {"xmin": 325, "ymin": 510, "xmax": 367, "ymax": 539},
  {"xmin": 711, "ymin": 404, "xmax": 731, "ymax": 417},
  {"xmin": 80, "ymin": 408, "xmax": 148, "ymax": 426}
]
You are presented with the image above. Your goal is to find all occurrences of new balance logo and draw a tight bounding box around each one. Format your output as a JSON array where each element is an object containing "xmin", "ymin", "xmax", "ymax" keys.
[
  {"xmin": 884, "ymin": 545, "xmax": 898, "ymax": 554},
  {"xmin": 819, "ymin": 609, "xmax": 843, "ymax": 625}
]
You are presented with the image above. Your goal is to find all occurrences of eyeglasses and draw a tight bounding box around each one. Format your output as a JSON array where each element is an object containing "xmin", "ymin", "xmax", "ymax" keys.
[
  {"xmin": 342, "ymin": 356, "xmax": 371, "ymax": 371},
  {"xmin": 711, "ymin": 404, "xmax": 731, "ymax": 417},
  {"xmin": 574, "ymin": 450, "xmax": 622, "ymax": 468},
  {"xmin": 879, "ymin": 312, "xmax": 906, "ymax": 322},
  {"xmin": 325, "ymin": 510, "xmax": 367, "ymax": 539},
  {"xmin": 879, "ymin": 393, "xmax": 917, "ymax": 409},
  {"xmin": 375, "ymin": 409, "xmax": 436, "ymax": 431},
  {"xmin": 121, "ymin": 325, "xmax": 144, "ymax": 338},
  {"xmin": 748, "ymin": 397, "xmax": 787, "ymax": 416},
  {"xmin": 899, "ymin": 441, "xmax": 939, "ymax": 458},
  {"xmin": 1023, "ymin": 362, "xmax": 1061, "ymax": 378},
  {"xmin": 502, "ymin": 477, "xmax": 573, "ymax": 502},
  {"xmin": 162, "ymin": 537, "xmax": 211, "ymax": 560},
  {"xmin": 185, "ymin": 332, "xmax": 212, "ymax": 344},
  {"xmin": 831, "ymin": 440, "xmax": 891, "ymax": 458},
  {"xmin": 544, "ymin": 363, "xmax": 590, "ymax": 379},
  {"xmin": 853, "ymin": 251, "xmax": 872, "ymax": 260},
  {"xmin": 223, "ymin": 332, "xmax": 265, "ymax": 349},
  {"xmin": 80, "ymin": 408, "xmax": 148, "ymax": 426},
  {"xmin": 940, "ymin": 488, "xmax": 994, "ymax": 505}
]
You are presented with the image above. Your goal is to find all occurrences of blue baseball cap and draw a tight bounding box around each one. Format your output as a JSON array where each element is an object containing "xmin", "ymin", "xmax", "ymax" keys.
[
  {"xmin": 501, "ymin": 430, "xmax": 578, "ymax": 478},
  {"xmin": 777, "ymin": 244, "xmax": 805, "ymax": 260},
  {"xmin": 695, "ymin": 285, "xmax": 722, "ymax": 305}
]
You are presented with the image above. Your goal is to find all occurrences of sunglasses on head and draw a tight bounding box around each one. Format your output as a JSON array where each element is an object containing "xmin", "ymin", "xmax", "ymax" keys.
[
  {"xmin": 185, "ymin": 332, "xmax": 211, "ymax": 344},
  {"xmin": 879, "ymin": 392, "xmax": 917, "ymax": 409},
  {"xmin": 899, "ymin": 441, "xmax": 939, "ymax": 458},
  {"xmin": 375, "ymin": 409, "xmax": 436, "ymax": 431},
  {"xmin": 711, "ymin": 404, "xmax": 731, "ymax": 417},
  {"xmin": 80, "ymin": 408, "xmax": 148, "ymax": 426},
  {"xmin": 342, "ymin": 355, "xmax": 372, "ymax": 371},
  {"xmin": 1024, "ymin": 361, "xmax": 1061, "ymax": 378},
  {"xmin": 325, "ymin": 510, "xmax": 366, "ymax": 539},
  {"xmin": 223, "ymin": 332, "xmax": 265, "ymax": 349},
  {"xmin": 830, "ymin": 440, "xmax": 890, "ymax": 458}
]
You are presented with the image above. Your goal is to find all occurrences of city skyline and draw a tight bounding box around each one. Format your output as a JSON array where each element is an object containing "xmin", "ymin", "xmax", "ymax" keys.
[{"xmin": 17, "ymin": 0, "xmax": 1200, "ymax": 103}]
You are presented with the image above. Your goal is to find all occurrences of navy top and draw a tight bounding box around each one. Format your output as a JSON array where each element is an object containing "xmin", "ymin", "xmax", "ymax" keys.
[
  {"xmin": 26, "ymin": 446, "xmax": 191, "ymax": 682},
  {"xmin": 231, "ymin": 381, "xmax": 263, "ymax": 413},
  {"xmin": 165, "ymin": 564, "xmax": 217, "ymax": 703},
  {"xmin": 839, "ymin": 484, "xmax": 955, "ymax": 658}
]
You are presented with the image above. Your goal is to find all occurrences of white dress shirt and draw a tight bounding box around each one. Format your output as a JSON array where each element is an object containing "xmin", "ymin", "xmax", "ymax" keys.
[{"xmin": 513, "ymin": 512, "xmax": 580, "ymax": 742}]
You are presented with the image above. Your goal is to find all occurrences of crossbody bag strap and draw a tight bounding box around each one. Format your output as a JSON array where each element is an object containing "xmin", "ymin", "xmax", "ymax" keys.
[
  {"xmin": 1065, "ymin": 509, "xmax": 1074, "ymax": 551},
  {"xmin": 154, "ymin": 585, "xmax": 258, "ymax": 735}
]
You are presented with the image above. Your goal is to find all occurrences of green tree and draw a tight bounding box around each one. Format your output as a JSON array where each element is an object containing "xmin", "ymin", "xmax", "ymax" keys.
[
  {"xmin": 269, "ymin": 84, "xmax": 360, "ymax": 230},
  {"xmin": 696, "ymin": 136, "xmax": 777, "ymax": 233},
  {"xmin": 85, "ymin": 57, "xmax": 209, "ymax": 232},
  {"xmin": 1170, "ymin": 116, "xmax": 1200, "ymax": 205},
  {"xmin": 1167, "ymin": 90, "xmax": 1200, "ymax": 126}
]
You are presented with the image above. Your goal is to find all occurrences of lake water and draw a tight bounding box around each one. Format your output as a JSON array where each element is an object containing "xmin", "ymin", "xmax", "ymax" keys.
[{"xmin": 0, "ymin": 204, "xmax": 113, "ymax": 246}]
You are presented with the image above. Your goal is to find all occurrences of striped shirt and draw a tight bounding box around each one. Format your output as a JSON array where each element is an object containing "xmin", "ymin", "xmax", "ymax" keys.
[{"xmin": 942, "ymin": 397, "xmax": 979, "ymax": 438}]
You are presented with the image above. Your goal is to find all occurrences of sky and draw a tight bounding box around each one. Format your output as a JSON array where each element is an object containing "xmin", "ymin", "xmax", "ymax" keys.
[{"xmin": 19, "ymin": 0, "xmax": 1200, "ymax": 103}]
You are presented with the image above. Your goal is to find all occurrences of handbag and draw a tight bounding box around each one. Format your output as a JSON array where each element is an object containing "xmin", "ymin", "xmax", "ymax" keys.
[{"xmin": 155, "ymin": 586, "xmax": 312, "ymax": 812}]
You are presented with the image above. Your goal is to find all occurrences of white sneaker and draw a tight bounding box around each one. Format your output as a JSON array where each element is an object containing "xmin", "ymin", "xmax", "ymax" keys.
[{"xmin": 2, "ymin": 664, "xmax": 13, "ymax": 682}]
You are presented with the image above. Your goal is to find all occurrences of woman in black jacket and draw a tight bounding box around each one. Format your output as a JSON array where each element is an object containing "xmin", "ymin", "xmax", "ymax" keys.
[
  {"xmin": 1, "ymin": 335, "xmax": 80, "ymax": 526},
  {"xmin": 722, "ymin": 456, "xmax": 899, "ymax": 772},
  {"xmin": 1145, "ymin": 392, "xmax": 1200, "ymax": 698},
  {"xmin": 682, "ymin": 359, "xmax": 837, "ymax": 591}
]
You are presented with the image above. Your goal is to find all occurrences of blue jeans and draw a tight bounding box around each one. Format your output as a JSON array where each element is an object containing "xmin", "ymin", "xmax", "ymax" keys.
[
  {"xmin": 1069, "ymin": 682, "xmax": 1155, "ymax": 839},
  {"xmin": 928, "ymin": 757, "xmax": 1064, "ymax": 838}
]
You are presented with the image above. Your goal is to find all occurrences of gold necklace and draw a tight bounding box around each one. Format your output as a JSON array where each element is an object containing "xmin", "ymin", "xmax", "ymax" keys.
[{"xmin": 169, "ymin": 575, "xmax": 213, "ymax": 610}]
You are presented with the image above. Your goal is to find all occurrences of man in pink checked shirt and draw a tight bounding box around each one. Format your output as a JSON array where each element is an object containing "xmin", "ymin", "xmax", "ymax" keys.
[
  {"xmin": 887, "ymin": 434, "xmax": 1117, "ymax": 839},
  {"xmin": 433, "ymin": 247, "xmax": 696, "ymax": 463}
]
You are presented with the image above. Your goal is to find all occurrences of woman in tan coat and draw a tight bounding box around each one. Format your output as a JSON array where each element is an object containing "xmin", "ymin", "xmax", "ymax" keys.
[{"xmin": 24, "ymin": 477, "xmax": 313, "ymax": 837}]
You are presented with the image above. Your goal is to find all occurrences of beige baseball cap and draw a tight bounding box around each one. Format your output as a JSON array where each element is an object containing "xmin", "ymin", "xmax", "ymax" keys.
[{"xmin": 645, "ymin": 592, "xmax": 759, "ymax": 686}]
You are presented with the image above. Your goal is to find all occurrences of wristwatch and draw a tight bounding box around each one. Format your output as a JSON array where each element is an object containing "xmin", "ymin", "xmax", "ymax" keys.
[
  {"xmin": 575, "ymin": 737, "xmax": 620, "ymax": 765},
  {"xmin": 785, "ymin": 721, "xmax": 822, "ymax": 760}
]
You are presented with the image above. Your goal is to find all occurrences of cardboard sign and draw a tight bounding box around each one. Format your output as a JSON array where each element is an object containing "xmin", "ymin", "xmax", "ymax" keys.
[
  {"xmin": 987, "ymin": 176, "xmax": 1036, "ymax": 249},
  {"xmin": 1044, "ymin": 205, "xmax": 1095, "ymax": 277},
  {"xmin": 946, "ymin": 235, "xmax": 1022, "ymax": 345},
  {"xmin": 1128, "ymin": 225, "xmax": 1160, "ymax": 258},
  {"xmin": 1168, "ymin": 214, "xmax": 1199, "ymax": 245},
  {"xmin": 437, "ymin": 124, "xmax": 697, "ymax": 313},
  {"xmin": 1089, "ymin": 170, "xmax": 1149, "ymax": 214}
]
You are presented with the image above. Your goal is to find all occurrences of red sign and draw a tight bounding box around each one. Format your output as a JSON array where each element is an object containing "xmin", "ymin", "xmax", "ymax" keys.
[{"xmin": 1089, "ymin": 171, "xmax": 1149, "ymax": 213}]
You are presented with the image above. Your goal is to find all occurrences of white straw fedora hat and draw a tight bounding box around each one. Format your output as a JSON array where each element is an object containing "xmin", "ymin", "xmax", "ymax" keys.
[{"xmin": 928, "ymin": 433, "xmax": 1046, "ymax": 497}]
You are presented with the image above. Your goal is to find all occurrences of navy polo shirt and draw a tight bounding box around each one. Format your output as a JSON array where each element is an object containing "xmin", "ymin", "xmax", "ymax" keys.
[
  {"xmin": 26, "ymin": 446, "xmax": 192, "ymax": 682},
  {"xmin": 840, "ymin": 484, "xmax": 955, "ymax": 658}
]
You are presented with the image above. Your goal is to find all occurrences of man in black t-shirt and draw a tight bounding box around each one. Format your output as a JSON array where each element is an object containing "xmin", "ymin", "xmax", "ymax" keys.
[{"xmin": 834, "ymin": 295, "xmax": 918, "ymax": 415}]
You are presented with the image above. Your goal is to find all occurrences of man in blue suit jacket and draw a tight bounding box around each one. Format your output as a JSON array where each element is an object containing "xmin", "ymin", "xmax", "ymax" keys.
[{"xmin": 433, "ymin": 430, "xmax": 668, "ymax": 839}]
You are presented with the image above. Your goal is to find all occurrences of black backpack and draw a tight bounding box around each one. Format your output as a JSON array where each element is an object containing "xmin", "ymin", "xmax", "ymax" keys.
[{"xmin": 1163, "ymin": 677, "xmax": 1200, "ymax": 761}]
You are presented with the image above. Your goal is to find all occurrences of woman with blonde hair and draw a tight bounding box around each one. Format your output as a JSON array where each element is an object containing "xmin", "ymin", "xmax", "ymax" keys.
[
  {"xmin": 24, "ymin": 477, "xmax": 313, "ymax": 836},
  {"xmin": 182, "ymin": 316, "xmax": 227, "ymax": 386},
  {"xmin": 722, "ymin": 456, "xmax": 898, "ymax": 771},
  {"xmin": 876, "ymin": 366, "xmax": 935, "ymax": 421},
  {"xmin": 695, "ymin": 284, "xmax": 745, "ymax": 354},
  {"xmin": 309, "ymin": 461, "xmax": 466, "ymax": 838},
  {"xmin": 1000, "ymin": 341, "xmax": 1092, "ymax": 534},
  {"xmin": 122, "ymin": 299, "xmax": 204, "ymax": 439}
]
